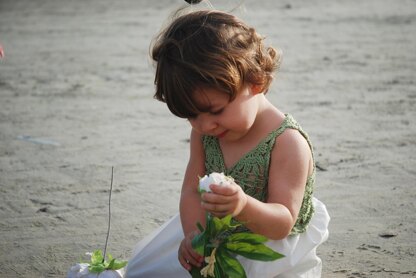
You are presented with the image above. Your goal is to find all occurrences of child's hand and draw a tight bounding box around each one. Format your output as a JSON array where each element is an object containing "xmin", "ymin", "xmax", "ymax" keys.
[
  {"xmin": 201, "ymin": 181, "xmax": 248, "ymax": 218},
  {"xmin": 178, "ymin": 231, "xmax": 204, "ymax": 271}
]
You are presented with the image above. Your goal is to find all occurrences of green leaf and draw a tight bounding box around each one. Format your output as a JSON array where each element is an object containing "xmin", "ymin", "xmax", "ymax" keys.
[
  {"xmin": 190, "ymin": 266, "xmax": 203, "ymax": 278},
  {"xmin": 196, "ymin": 222, "xmax": 205, "ymax": 233},
  {"xmin": 227, "ymin": 233, "xmax": 268, "ymax": 245},
  {"xmin": 107, "ymin": 258, "xmax": 115, "ymax": 269},
  {"xmin": 216, "ymin": 248, "xmax": 246, "ymax": 278},
  {"xmin": 211, "ymin": 217, "xmax": 225, "ymax": 237},
  {"xmin": 192, "ymin": 232, "xmax": 206, "ymax": 256},
  {"xmin": 110, "ymin": 259, "xmax": 128, "ymax": 270},
  {"xmin": 210, "ymin": 215, "xmax": 241, "ymax": 239},
  {"xmin": 107, "ymin": 253, "xmax": 114, "ymax": 262},
  {"xmin": 90, "ymin": 250, "xmax": 104, "ymax": 265},
  {"xmin": 225, "ymin": 242, "xmax": 284, "ymax": 261},
  {"xmin": 214, "ymin": 262, "xmax": 222, "ymax": 277},
  {"xmin": 205, "ymin": 214, "xmax": 214, "ymax": 238},
  {"xmin": 87, "ymin": 249, "xmax": 128, "ymax": 272},
  {"xmin": 89, "ymin": 264, "xmax": 106, "ymax": 273}
]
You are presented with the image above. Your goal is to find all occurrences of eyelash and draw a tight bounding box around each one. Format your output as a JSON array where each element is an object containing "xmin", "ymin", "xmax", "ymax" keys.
[
  {"xmin": 186, "ymin": 108, "xmax": 224, "ymax": 121},
  {"xmin": 210, "ymin": 108, "xmax": 224, "ymax": 115}
]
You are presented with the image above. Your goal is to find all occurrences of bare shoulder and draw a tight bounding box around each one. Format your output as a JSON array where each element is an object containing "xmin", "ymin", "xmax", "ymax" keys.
[
  {"xmin": 272, "ymin": 128, "xmax": 312, "ymax": 172},
  {"xmin": 276, "ymin": 128, "xmax": 310, "ymax": 153},
  {"xmin": 267, "ymin": 127, "xmax": 312, "ymax": 211}
]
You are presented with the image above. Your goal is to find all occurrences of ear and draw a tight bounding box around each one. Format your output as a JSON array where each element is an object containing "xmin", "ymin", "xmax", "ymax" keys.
[{"xmin": 249, "ymin": 83, "xmax": 264, "ymax": 95}]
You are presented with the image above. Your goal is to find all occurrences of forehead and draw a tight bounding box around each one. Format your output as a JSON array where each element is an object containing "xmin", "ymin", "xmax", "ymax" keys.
[{"xmin": 192, "ymin": 88, "xmax": 231, "ymax": 110}]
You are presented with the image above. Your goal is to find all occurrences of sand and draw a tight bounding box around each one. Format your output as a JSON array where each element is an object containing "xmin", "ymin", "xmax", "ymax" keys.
[{"xmin": 0, "ymin": 0, "xmax": 415, "ymax": 277}]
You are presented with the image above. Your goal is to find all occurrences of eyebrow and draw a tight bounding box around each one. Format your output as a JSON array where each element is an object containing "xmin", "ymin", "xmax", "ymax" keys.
[
  {"xmin": 190, "ymin": 87, "xmax": 229, "ymax": 114},
  {"xmin": 210, "ymin": 105, "xmax": 225, "ymax": 112},
  {"xmin": 199, "ymin": 101, "xmax": 226, "ymax": 112}
]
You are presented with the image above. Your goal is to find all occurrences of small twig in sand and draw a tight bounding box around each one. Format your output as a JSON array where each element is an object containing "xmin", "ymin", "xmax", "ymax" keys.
[{"xmin": 102, "ymin": 166, "xmax": 114, "ymax": 262}]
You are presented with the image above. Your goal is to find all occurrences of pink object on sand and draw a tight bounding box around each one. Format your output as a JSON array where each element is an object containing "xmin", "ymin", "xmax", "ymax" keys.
[{"xmin": 0, "ymin": 44, "xmax": 4, "ymax": 58}]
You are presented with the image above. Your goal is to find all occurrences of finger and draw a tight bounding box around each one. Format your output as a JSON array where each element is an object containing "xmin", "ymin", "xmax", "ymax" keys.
[
  {"xmin": 183, "ymin": 242, "xmax": 203, "ymax": 266},
  {"xmin": 210, "ymin": 210, "xmax": 230, "ymax": 218},
  {"xmin": 179, "ymin": 248, "xmax": 197, "ymax": 270},
  {"xmin": 209, "ymin": 183, "xmax": 238, "ymax": 195},
  {"xmin": 178, "ymin": 246, "xmax": 190, "ymax": 271},
  {"xmin": 185, "ymin": 250, "xmax": 202, "ymax": 268},
  {"xmin": 201, "ymin": 201, "xmax": 231, "ymax": 214},
  {"xmin": 184, "ymin": 236, "xmax": 203, "ymax": 260},
  {"xmin": 201, "ymin": 192, "xmax": 233, "ymax": 204},
  {"xmin": 188, "ymin": 248, "xmax": 203, "ymax": 265},
  {"xmin": 178, "ymin": 255, "xmax": 192, "ymax": 271}
]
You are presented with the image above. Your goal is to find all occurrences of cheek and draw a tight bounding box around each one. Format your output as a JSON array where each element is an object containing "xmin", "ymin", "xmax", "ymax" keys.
[
  {"xmin": 188, "ymin": 119, "xmax": 198, "ymax": 129},
  {"xmin": 225, "ymin": 113, "xmax": 249, "ymax": 130},
  {"xmin": 234, "ymin": 105, "xmax": 256, "ymax": 127},
  {"xmin": 188, "ymin": 118, "xmax": 206, "ymax": 134}
]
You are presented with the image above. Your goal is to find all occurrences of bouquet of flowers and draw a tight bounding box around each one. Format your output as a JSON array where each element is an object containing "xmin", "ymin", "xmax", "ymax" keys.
[{"xmin": 191, "ymin": 173, "xmax": 284, "ymax": 278}]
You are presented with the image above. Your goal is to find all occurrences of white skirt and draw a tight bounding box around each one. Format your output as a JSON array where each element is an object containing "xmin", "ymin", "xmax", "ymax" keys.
[{"xmin": 125, "ymin": 198, "xmax": 330, "ymax": 278}]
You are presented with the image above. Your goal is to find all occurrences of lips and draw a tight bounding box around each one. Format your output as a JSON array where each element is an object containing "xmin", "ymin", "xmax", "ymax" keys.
[{"xmin": 216, "ymin": 130, "xmax": 228, "ymax": 138}]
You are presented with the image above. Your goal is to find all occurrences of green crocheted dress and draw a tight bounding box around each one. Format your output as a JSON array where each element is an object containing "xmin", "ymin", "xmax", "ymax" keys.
[{"xmin": 202, "ymin": 114, "xmax": 315, "ymax": 234}]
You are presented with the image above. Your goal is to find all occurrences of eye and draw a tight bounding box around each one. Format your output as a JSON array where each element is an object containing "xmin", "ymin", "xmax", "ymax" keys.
[{"xmin": 210, "ymin": 108, "xmax": 224, "ymax": 115}]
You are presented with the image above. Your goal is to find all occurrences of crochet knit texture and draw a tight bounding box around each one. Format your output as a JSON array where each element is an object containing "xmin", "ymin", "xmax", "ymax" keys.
[{"xmin": 202, "ymin": 114, "xmax": 314, "ymax": 234}]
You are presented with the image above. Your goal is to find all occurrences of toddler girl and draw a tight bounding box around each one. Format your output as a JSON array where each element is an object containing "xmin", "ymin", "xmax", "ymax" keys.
[{"xmin": 126, "ymin": 9, "xmax": 329, "ymax": 278}]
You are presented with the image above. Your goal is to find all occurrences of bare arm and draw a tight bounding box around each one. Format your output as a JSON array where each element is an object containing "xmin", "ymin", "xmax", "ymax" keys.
[
  {"xmin": 180, "ymin": 129, "xmax": 206, "ymax": 235},
  {"xmin": 203, "ymin": 129, "xmax": 312, "ymax": 240},
  {"xmin": 237, "ymin": 129, "xmax": 312, "ymax": 239},
  {"xmin": 178, "ymin": 129, "xmax": 206, "ymax": 270}
]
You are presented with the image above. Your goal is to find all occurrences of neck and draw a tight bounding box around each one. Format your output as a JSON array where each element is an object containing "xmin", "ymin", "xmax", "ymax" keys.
[{"xmin": 252, "ymin": 95, "xmax": 284, "ymax": 134}]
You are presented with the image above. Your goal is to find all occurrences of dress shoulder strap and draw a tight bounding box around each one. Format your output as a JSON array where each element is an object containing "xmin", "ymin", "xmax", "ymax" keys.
[{"xmin": 271, "ymin": 114, "xmax": 301, "ymax": 137}]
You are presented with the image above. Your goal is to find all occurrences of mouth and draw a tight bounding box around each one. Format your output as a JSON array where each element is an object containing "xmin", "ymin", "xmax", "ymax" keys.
[{"xmin": 216, "ymin": 130, "xmax": 228, "ymax": 138}]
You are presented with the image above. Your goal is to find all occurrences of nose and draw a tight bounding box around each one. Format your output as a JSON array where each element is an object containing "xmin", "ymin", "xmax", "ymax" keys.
[{"xmin": 191, "ymin": 113, "xmax": 217, "ymax": 134}]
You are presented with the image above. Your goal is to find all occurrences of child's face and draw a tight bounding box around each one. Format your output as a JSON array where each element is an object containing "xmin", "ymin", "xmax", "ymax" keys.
[{"xmin": 188, "ymin": 85, "xmax": 260, "ymax": 142}]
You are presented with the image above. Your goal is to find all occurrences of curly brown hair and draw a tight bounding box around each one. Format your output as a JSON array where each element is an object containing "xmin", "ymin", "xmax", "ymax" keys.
[{"xmin": 151, "ymin": 10, "xmax": 281, "ymax": 118}]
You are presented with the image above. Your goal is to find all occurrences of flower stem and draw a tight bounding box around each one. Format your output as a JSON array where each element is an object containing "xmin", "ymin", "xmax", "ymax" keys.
[{"xmin": 103, "ymin": 166, "xmax": 114, "ymax": 262}]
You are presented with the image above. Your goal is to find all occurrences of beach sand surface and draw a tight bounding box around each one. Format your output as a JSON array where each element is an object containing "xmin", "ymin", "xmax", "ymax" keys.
[{"xmin": 0, "ymin": 0, "xmax": 415, "ymax": 277}]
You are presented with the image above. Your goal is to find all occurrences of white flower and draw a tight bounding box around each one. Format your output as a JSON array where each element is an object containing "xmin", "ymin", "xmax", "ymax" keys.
[
  {"xmin": 200, "ymin": 248, "xmax": 217, "ymax": 277},
  {"xmin": 199, "ymin": 172, "xmax": 233, "ymax": 193},
  {"xmin": 66, "ymin": 263, "xmax": 90, "ymax": 278}
]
